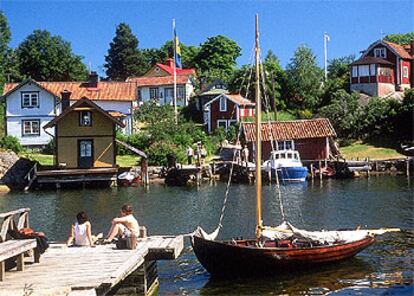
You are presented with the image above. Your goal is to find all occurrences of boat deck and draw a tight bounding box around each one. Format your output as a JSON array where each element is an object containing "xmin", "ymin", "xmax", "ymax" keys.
[{"xmin": 0, "ymin": 236, "xmax": 183, "ymax": 296}]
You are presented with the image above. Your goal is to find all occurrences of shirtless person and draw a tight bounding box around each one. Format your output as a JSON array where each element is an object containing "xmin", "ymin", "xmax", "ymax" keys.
[{"xmin": 105, "ymin": 204, "xmax": 139, "ymax": 243}]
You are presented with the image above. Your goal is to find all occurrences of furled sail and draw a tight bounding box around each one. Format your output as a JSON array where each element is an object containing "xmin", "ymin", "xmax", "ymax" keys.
[{"xmin": 262, "ymin": 221, "xmax": 399, "ymax": 244}]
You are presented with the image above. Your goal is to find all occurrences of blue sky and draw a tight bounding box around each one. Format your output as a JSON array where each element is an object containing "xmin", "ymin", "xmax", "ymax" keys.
[{"xmin": 1, "ymin": 0, "xmax": 413, "ymax": 76}]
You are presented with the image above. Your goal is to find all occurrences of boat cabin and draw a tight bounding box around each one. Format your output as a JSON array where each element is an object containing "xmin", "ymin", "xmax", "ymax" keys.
[{"xmin": 44, "ymin": 97, "xmax": 125, "ymax": 169}]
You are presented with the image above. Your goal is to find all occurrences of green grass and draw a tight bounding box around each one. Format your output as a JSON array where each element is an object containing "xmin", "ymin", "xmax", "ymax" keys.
[
  {"xmin": 340, "ymin": 142, "xmax": 404, "ymax": 160},
  {"xmin": 243, "ymin": 111, "xmax": 297, "ymax": 122},
  {"xmin": 25, "ymin": 153, "xmax": 141, "ymax": 167}
]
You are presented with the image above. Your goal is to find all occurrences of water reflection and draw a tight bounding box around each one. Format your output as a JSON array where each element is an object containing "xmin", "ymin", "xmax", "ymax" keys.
[{"xmin": 0, "ymin": 176, "xmax": 413, "ymax": 295}]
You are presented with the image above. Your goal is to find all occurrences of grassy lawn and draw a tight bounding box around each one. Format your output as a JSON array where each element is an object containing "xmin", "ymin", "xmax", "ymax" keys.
[
  {"xmin": 24, "ymin": 153, "xmax": 140, "ymax": 167},
  {"xmin": 340, "ymin": 142, "xmax": 404, "ymax": 160}
]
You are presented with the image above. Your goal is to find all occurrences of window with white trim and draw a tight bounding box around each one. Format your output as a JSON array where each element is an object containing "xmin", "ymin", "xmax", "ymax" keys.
[
  {"xmin": 277, "ymin": 140, "xmax": 294, "ymax": 150},
  {"xmin": 369, "ymin": 64, "xmax": 376, "ymax": 76},
  {"xmin": 22, "ymin": 120, "xmax": 40, "ymax": 136},
  {"xmin": 403, "ymin": 66, "xmax": 409, "ymax": 78},
  {"xmin": 149, "ymin": 88, "xmax": 159, "ymax": 100},
  {"xmin": 79, "ymin": 111, "xmax": 92, "ymax": 126},
  {"xmin": 177, "ymin": 86, "xmax": 185, "ymax": 100},
  {"xmin": 352, "ymin": 66, "xmax": 358, "ymax": 77},
  {"xmin": 358, "ymin": 65, "xmax": 370, "ymax": 77},
  {"xmin": 217, "ymin": 120, "xmax": 227, "ymax": 129},
  {"xmin": 374, "ymin": 48, "xmax": 386, "ymax": 58},
  {"xmin": 21, "ymin": 92, "xmax": 39, "ymax": 108},
  {"xmin": 219, "ymin": 96, "xmax": 227, "ymax": 112}
]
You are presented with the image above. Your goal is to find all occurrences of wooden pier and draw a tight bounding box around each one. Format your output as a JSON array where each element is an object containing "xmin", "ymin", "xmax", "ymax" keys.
[{"xmin": 0, "ymin": 236, "xmax": 183, "ymax": 296}]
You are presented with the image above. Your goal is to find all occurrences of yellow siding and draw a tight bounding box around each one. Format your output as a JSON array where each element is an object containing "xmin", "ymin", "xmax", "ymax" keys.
[
  {"xmin": 144, "ymin": 66, "xmax": 169, "ymax": 77},
  {"xmin": 57, "ymin": 137, "xmax": 115, "ymax": 168},
  {"xmin": 58, "ymin": 110, "xmax": 114, "ymax": 137}
]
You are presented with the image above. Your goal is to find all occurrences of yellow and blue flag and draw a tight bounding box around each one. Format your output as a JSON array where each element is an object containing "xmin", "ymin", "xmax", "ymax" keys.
[{"xmin": 173, "ymin": 21, "xmax": 182, "ymax": 68}]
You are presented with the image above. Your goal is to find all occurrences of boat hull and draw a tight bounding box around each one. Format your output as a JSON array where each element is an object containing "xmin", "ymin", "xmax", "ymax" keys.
[
  {"xmin": 192, "ymin": 235, "xmax": 375, "ymax": 277},
  {"xmin": 271, "ymin": 166, "xmax": 308, "ymax": 182}
]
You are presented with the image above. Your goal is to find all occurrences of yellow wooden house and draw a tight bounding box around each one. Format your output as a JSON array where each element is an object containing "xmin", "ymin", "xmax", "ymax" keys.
[{"xmin": 44, "ymin": 97, "xmax": 125, "ymax": 169}]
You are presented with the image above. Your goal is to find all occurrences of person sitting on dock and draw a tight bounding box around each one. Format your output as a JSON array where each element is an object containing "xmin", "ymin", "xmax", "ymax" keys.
[
  {"xmin": 105, "ymin": 204, "xmax": 140, "ymax": 243},
  {"xmin": 67, "ymin": 211, "xmax": 101, "ymax": 247}
]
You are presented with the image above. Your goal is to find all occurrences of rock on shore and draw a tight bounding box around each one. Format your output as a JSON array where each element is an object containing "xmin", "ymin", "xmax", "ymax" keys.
[{"xmin": 0, "ymin": 151, "xmax": 36, "ymax": 190}]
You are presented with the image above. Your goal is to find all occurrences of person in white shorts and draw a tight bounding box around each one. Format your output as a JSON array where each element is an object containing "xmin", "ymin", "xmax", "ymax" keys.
[{"xmin": 105, "ymin": 204, "xmax": 140, "ymax": 242}]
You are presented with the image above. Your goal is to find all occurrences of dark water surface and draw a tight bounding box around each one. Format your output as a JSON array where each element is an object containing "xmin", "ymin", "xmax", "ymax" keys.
[{"xmin": 1, "ymin": 176, "xmax": 413, "ymax": 295}]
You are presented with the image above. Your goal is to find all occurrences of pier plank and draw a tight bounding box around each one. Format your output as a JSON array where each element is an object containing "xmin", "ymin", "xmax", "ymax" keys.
[{"xmin": 0, "ymin": 236, "xmax": 184, "ymax": 296}]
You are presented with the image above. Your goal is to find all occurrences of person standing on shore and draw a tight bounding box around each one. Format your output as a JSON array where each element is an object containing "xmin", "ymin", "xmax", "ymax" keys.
[
  {"xmin": 242, "ymin": 145, "xmax": 249, "ymax": 168},
  {"xmin": 200, "ymin": 145, "xmax": 207, "ymax": 165},
  {"xmin": 186, "ymin": 146, "xmax": 194, "ymax": 165}
]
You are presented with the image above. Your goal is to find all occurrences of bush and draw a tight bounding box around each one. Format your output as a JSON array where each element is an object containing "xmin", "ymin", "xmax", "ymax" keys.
[
  {"xmin": 0, "ymin": 135, "xmax": 23, "ymax": 153},
  {"xmin": 42, "ymin": 139, "xmax": 55, "ymax": 154}
]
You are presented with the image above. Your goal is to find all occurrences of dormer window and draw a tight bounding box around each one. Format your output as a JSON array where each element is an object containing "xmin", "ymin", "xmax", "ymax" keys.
[
  {"xmin": 374, "ymin": 48, "xmax": 386, "ymax": 58},
  {"xmin": 79, "ymin": 111, "xmax": 92, "ymax": 126},
  {"xmin": 21, "ymin": 92, "xmax": 39, "ymax": 108},
  {"xmin": 219, "ymin": 96, "xmax": 227, "ymax": 112}
]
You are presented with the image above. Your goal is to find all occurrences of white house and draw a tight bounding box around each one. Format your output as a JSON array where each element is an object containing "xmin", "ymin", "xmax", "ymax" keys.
[
  {"xmin": 127, "ymin": 59, "xmax": 196, "ymax": 106},
  {"xmin": 2, "ymin": 73, "xmax": 137, "ymax": 147}
]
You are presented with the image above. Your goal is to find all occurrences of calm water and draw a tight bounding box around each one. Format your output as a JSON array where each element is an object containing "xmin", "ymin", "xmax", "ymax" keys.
[{"xmin": 0, "ymin": 176, "xmax": 413, "ymax": 295}]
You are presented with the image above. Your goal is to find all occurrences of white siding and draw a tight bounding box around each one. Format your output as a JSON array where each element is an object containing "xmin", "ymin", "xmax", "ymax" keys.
[
  {"xmin": 138, "ymin": 82, "xmax": 195, "ymax": 107},
  {"xmin": 6, "ymin": 83, "xmax": 58, "ymax": 146},
  {"xmin": 7, "ymin": 117, "xmax": 55, "ymax": 146}
]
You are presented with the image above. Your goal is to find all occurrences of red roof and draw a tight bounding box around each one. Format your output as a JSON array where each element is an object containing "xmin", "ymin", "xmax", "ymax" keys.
[
  {"xmin": 242, "ymin": 118, "xmax": 337, "ymax": 142},
  {"xmin": 127, "ymin": 75, "xmax": 190, "ymax": 87},
  {"xmin": 3, "ymin": 80, "xmax": 137, "ymax": 102},
  {"xmin": 205, "ymin": 94, "xmax": 255, "ymax": 107},
  {"xmin": 155, "ymin": 58, "xmax": 196, "ymax": 76},
  {"xmin": 384, "ymin": 41, "xmax": 412, "ymax": 60}
]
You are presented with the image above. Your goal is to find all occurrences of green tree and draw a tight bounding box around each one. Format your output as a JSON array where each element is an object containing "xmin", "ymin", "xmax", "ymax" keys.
[
  {"xmin": 384, "ymin": 32, "xmax": 414, "ymax": 45},
  {"xmin": 195, "ymin": 35, "xmax": 241, "ymax": 85},
  {"xmin": 105, "ymin": 23, "xmax": 146, "ymax": 80},
  {"xmin": 16, "ymin": 30, "xmax": 87, "ymax": 81},
  {"xmin": 228, "ymin": 50, "xmax": 286, "ymax": 111},
  {"xmin": 285, "ymin": 45, "xmax": 323, "ymax": 110},
  {"xmin": 319, "ymin": 90, "xmax": 362, "ymax": 140}
]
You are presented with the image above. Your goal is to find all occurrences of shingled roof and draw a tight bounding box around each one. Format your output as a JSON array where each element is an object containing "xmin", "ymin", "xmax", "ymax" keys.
[
  {"xmin": 3, "ymin": 79, "xmax": 137, "ymax": 102},
  {"xmin": 242, "ymin": 118, "xmax": 337, "ymax": 142}
]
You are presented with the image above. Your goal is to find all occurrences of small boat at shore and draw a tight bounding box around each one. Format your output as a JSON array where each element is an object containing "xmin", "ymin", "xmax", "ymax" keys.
[{"xmin": 263, "ymin": 150, "xmax": 308, "ymax": 182}]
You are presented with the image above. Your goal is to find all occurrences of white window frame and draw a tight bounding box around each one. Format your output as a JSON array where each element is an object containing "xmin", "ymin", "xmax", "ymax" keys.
[
  {"xmin": 374, "ymin": 48, "xmax": 386, "ymax": 58},
  {"xmin": 277, "ymin": 140, "xmax": 295, "ymax": 150},
  {"xmin": 149, "ymin": 88, "xmax": 159, "ymax": 100},
  {"xmin": 403, "ymin": 66, "xmax": 409, "ymax": 78},
  {"xmin": 219, "ymin": 96, "xmax": 227, "ymax": 112},
  {"xmin": 217, "ymin": 119, "xmax": 227, "ymax": 130},
  {"xmin": 358, "ymin": 65, "xmax": 370, "ymax": 77},
  {"xmin": 22, "ymin": 119, "xmax": 40, "ymax": 136},
  {"xmin": 369, "ymin": 64, "xmax": 376, "ymax": 76},
  {"xmin": 352, "ymin": 66, "xmax": 358, "ymax": 78},
  {"xmin": 21, "ymin": 92, "xmax": 39, "ymax": 108},
  {"xmin": 177, "ymin": 85, "xmax": 185, "ymax": 100},
  {"xmin": 79, "ymin": 111, "xmax": 92, "ymax": 126}
]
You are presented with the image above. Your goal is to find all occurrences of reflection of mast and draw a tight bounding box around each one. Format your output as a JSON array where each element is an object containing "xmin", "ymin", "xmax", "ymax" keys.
[{"xmin": 255, "ymin": 14, "xmax": 262, "ymax": 239}]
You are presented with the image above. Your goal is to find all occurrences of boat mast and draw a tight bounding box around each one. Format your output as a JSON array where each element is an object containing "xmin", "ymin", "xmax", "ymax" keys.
[{"xmin": 255, "ymin": 14, "xmax": 262, "ymax": 239}]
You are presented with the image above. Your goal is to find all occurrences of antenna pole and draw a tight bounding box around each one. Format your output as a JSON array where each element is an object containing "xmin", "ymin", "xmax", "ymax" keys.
[
  {"xmin": 255, "ymin": 14, "xmax": 262, "ymax": 239},
  {"xmin": 173, "ymin": 19, "xmax": 178, "ymax": 124},
  {"xmin": 324, "ymin": 32, "xmax": 328, "ymax": 81}
]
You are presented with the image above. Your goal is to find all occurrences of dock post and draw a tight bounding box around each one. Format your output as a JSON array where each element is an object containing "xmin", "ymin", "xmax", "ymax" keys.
[
  {"xmin": 141, "ymin": 159, "xmax": 149, "ymax": 186},
  {"xmin": 407, "ymin": 157, "xmax": 410, "ymax": 177},
  {"xmin": 310, "ymin": 163, "xmax": 314, "ymax": 180},
  {"xmin": 318, "ymin": 161, "xmax": 322, "ymax": 181}
]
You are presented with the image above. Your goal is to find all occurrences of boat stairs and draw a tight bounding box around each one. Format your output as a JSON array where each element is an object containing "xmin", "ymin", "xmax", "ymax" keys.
[{"xmin": 0, "ymin": 236, "xmax": 184, "ymax": 296}]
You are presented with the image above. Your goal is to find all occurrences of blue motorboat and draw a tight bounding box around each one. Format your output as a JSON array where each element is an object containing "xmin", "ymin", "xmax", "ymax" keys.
[{"xmin": 264, "ymin": 150, "xmax": 308, "ymax": 182}]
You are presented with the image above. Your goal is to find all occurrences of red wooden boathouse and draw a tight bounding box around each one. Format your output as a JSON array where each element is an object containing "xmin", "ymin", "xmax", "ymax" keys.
[{"xmin": 241, "ymin": 118, "xmax": 338, "ymax": 161}]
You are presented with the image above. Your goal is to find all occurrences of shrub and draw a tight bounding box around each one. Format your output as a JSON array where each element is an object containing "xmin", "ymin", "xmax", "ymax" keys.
[
  {"xmin": 0, "ymin": 135, "xmax": 23, "ymax": 153},
  {"xmin": 42, "ymin": 139, "xmax": 55, "ymax": 154}
]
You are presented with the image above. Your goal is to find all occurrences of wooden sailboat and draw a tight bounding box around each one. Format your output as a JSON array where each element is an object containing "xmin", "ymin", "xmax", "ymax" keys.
[{"xmin": 191, "ymin": 15, "xmax": 398, "ymax": 277}]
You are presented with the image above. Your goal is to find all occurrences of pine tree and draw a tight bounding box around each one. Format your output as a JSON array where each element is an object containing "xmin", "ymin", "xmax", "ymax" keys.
[{"xmin": 104, "ymin": 23, "xmax": 146, "ymax": 81}]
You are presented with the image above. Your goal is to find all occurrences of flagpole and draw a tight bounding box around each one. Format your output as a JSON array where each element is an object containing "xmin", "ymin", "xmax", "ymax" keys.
[
  {"xmin": 173, "ymin": 19, "xmax": 178, "ymax": 124},
  {"xmin": 324, "ymin": 32, "xmax": 328, "ymax": 81}
]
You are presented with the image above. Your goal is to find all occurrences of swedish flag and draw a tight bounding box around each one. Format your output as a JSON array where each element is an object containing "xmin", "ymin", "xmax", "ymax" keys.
[{"xmin": 174, "ymin": 22, "xmax": 182, "ymax": 68}]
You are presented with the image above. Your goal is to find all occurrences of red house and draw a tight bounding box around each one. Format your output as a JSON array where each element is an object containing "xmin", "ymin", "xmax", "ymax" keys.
[
  {"xmin": 350, "ymin": 40, "xmax": 413, "ymax": 97},
  {"xmin": 204, "ymin": 94, "xmax": 255, "ymax": 133},
  {"xmin": 241, "ymin": 119, "xmax": 338, "ymax": 161}
]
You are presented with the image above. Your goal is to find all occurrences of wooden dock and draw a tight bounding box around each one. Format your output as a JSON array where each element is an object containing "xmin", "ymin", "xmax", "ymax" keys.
[{"xmin": 0, "ymin": 236, "xmax": 183, "ymax": 296}]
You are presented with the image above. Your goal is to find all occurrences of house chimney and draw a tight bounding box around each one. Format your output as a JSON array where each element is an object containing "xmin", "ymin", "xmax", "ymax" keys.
[
  {"xmin": 61, "ymin": 90, "xmax": 71, "ymax": 111},
  {"xmin": 166, "ymin": 58, "xmax": 175, "ymax": 69},
  {"xmin": 88, "ymin": 71, "xmax": 99, "ymax": 87}
]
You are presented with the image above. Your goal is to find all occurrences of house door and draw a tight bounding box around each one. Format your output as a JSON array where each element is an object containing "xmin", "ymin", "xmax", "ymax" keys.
[{"xmin": 78, "ymin": 140, "xmax": 93, "ymax": 168}]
